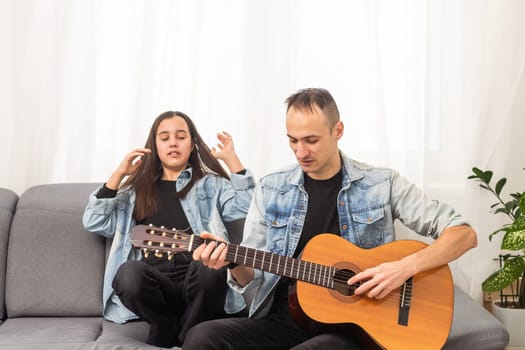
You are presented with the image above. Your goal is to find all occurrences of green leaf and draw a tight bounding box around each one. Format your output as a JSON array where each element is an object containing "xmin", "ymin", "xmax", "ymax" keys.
[
  {"xmin": 482, "ymin": 257, "xmax": 525, "ymax": 292},
  {"xmin": 494, "ymin": 208, "xmax": 510, "ymax": 216},
  {"xmin": 520, "ymin": 194, "xmax": 525, "ymax": 212},
  {"xmin": 501, "ymin": 229, "xmax": 525, "ymax": 250},
  {"xmin": 504, "ymin": 201, "xmax": 518, "ymax": 213},
  {"xmin": 514, "ymin": 215, "xmax": 525, "ymax": 228},
  {"xmin": 481, "ymin": 171, "xmax": 493, "ymax": 184},
  {"xmin": 495, "ymin": 178, "xmax": 507, "ymax": 195},
  {"xmin": 472, "ymin": 167, "xmax": 483, "ymax": 177}
]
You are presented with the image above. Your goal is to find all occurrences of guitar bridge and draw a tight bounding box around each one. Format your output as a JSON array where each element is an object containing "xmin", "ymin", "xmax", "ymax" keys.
[{"xmin": 398, "ymin": 277, "xmax": 413, "ymax": 326}]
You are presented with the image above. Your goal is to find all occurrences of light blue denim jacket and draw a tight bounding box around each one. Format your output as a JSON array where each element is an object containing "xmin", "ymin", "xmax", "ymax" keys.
[
  {"xmin": 224, "ymin": 153, "xmax": 469, "ymax": 317},
  {"xmin": 82, "ymin": 168, "xmax": 255, "ymax": 324}
]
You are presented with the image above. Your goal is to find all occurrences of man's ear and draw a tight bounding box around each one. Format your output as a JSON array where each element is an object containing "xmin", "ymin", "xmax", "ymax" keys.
[{"xmin": 335, "ymin": 121, "xmax": 344, "ymax": 140}]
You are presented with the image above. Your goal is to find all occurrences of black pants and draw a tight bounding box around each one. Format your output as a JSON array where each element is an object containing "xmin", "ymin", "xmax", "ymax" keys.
[
  {"xmin": 182, "ymin": 310, "xmax": 362, "ymax": 350},
  {"xmin": 112, "ymin": 252, "xmax": 228, "ymax": 348}
]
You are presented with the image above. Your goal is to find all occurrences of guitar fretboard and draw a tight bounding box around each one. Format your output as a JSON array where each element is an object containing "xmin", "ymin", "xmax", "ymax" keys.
[{"xmin": 190, "ymin": 235, "xmax": 337, "ymax": 289}]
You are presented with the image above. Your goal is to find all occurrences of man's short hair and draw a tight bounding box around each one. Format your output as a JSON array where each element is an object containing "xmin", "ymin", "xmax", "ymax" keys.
[{"xmin": 285, "ymin": 88, "xmax": 340, "ymax": 128}]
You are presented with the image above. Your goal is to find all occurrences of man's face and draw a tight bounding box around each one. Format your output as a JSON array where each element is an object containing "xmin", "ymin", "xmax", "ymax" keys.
[{"xmin": 286, "ymin": 105, "xmax": 343, "ymax": 180}]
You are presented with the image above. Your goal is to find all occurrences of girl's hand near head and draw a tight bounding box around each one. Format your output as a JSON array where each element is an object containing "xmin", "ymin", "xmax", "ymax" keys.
[
  {"xmin": 211, "ymin": 132, "xmax": 244, "ymax": 173},
  {"xmin": 106, "ymin": 148, "xmax": 151, "ymax": 190}
]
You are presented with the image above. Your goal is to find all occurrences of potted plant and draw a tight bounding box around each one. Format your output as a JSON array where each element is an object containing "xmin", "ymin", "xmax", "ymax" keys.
[{"xmin": 468, "ymin": 167, "xmax": 525, "ymax": 346}]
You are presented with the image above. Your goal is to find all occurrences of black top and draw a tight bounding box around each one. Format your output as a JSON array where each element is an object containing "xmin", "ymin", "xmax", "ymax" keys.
[
  {"xmin": 140, "ymin": 180, "xmax": 193, "ymax": 234},
  {"xmin": 272, "ymin": 169, "xmax": 343, "ymax": 311},
  {"xmin": 294, "ymin": 169, "xmax": 342, "ymax": 258}
]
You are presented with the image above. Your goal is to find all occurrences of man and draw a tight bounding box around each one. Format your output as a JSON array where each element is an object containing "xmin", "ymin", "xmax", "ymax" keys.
[{"xmin": 185, "ymin": 88, "xmax": 477, "ymax": 349}]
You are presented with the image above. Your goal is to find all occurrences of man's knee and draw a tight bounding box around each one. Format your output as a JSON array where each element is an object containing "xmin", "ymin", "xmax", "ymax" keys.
[{"xmin": 183, "ymin": 320, "xmax": 224, "ymax": 349}]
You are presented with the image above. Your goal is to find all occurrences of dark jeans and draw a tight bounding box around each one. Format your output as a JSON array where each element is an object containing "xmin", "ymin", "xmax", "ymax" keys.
[
  {"xmin": 112, "ymin": 252, "xmax": 228, "ymax": 348},
  {"xmin": 182, "ymin": 311, "xmax": 362, "ymax": 350}
]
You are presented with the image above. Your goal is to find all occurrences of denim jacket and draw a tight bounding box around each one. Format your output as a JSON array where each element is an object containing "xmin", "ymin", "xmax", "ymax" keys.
[
  {"xmin": 82, "ymin": 168, "xmax": 255, "ymax": 324},
  {"xmin": 225, "ymin": 153, "xmax": 468, "ymax": 317}
]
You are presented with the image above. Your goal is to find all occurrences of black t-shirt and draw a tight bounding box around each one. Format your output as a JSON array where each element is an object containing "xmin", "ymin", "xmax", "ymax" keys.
[
  {"xmin": 294, "ymin": 170, "xmax": 342, "ymax": 258},
  {"xmin": 139, "ymin": 180, "xmax": 193, "ymax": 234},
  {"xmin": 272, "ymin": 169, "xmax": 343, "ymax": 311},
  {"xmin": 139, "ymin": 180, "xmax": 194, "ymax": 267}
]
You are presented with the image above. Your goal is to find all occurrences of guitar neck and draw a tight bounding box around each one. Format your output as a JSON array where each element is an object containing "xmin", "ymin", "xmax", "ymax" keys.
[{"xmin": 190, "ymin": 235, "xmax": 337, "ymax": 289}]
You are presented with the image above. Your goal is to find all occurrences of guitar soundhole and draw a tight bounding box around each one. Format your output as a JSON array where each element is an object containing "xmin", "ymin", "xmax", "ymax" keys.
[{"xmin": 330, "ymin": 262, "xmax": 362, "ymax": 303}]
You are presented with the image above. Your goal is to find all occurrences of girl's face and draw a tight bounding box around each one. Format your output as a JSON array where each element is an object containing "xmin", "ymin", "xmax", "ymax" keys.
[{"xmin": 155, "ymin": 116, "xmax": 194, "ymax": 179}]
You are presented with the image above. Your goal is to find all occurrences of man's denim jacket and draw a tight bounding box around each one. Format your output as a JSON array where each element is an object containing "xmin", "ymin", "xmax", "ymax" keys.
[
  {"xmin": 82, "ymin": 168, "xmax": 255, "ymax": 324},
  {"xmin": 225, "ymin": 153, "xmax": 468, "ymax": 318}
]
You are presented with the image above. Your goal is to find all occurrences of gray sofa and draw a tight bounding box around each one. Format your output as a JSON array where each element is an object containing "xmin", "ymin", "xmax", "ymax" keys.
[{"xmin": 0, "ymin": 183, "xmax": 510, "ymax": 349}]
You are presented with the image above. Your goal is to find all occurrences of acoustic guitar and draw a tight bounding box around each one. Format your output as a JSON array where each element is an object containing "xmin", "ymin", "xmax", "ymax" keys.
[{"xmin": 130, "ymin": 224, "xmax": 454, "ymax": 350}]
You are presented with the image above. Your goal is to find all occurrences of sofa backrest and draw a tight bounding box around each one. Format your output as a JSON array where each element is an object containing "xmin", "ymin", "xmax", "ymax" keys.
[
  {"xmin": 5, "ymin": 183, "xmax": 105, "ymax": 318},
  {"xmin": 0, "ymin": 188, "xmax": 18, "ymax": 321}
]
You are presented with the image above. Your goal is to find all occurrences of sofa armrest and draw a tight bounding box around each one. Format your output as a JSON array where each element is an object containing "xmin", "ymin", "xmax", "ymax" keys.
[{"xmin": 0, "ymin": 188, "xmax": 18, "ymax": 320}]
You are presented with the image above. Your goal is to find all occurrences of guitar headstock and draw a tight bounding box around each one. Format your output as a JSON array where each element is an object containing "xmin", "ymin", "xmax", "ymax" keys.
[{"xmin": 130, "ymin": 224, "xmax": 192, "ymax": 260}]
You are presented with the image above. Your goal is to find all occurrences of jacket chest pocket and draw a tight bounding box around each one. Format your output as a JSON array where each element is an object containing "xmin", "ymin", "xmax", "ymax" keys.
[
  {"xmin": 351, "ymin": 206, "xmax": 386, "ymax": 248},
  {"xmin": 264, "ymin": 210, "xmax": 291, "ymax": 253}
]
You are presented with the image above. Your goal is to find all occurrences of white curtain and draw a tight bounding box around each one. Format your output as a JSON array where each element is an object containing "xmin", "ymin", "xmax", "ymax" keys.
[{"xmin": 1, "ymin": 0, "xmax": 524, "ymax": 301}]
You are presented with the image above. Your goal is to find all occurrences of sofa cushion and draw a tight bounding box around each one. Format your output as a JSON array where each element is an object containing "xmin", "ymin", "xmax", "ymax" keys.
[
  {"xmin": 443, "ymin": 286, "xmax": 509, "ymax": 350},
  {"xmin": 97, "ymin": 319, "xmax": 149, "ymax": 345},
  {"xmin": 0, "ymin": 318, "xmax": 180, "ymax": 350},
  {"xmin": 0, "ymin": 188, "xmax": 18, "ymax": 320},
  {"xmin": 0, "ymin": 317, "xmax": 102, "ymax": 349},
  {"xmin": 5, "ymin": 183, "xmax": 105, "ymax": 317}
]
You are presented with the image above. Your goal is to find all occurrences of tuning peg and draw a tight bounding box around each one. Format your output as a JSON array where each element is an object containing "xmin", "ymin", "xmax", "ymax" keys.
[
  {"xmin": 142, "ymin": 248, "xmax": 149, "ymax": 258},
  {"xmin": 160, "ymin": 242, "xmax": 164, "ymax": 247},
  {"xmin": 154, "ymin": 249, "xmax": 163, "ymax": 258},
  {"xmin": 167, "ymin": 252, "xmax": 174, "ymax": 261}
]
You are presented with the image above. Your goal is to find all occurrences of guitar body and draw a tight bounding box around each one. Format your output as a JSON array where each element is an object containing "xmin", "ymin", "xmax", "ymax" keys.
[{"xmin": 293, "ymin": 234, "xmax": 454, "ymax": 350}]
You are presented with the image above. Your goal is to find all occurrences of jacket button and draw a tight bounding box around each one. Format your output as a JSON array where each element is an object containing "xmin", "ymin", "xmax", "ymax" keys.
[
  {"xmin": 368, "ymin": 217, "xmax": 372, "ymax": 222},
  {"xmin": 339, "ymin": 201, "xmax": 345, "ymax": 206},
  {"xmin": 342, "ymin": 224, "xmax": 348, "ymax": 230}
]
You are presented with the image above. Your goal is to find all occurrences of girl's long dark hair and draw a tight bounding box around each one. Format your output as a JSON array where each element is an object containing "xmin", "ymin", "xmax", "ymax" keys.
[{"xmin": 122, "ymin": 111, "xmax": 229, "ymax": 221}]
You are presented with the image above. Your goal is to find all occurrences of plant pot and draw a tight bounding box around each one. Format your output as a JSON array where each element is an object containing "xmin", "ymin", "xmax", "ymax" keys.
[{"xmin": 493, "ymin": 301, "xmax": 525, "ymax": 346}]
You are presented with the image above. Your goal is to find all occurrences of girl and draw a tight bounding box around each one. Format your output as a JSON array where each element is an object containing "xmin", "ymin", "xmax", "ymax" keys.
[{"xmin": 82, "ymin": 111, "xmax": 254, "ymax": 347}]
